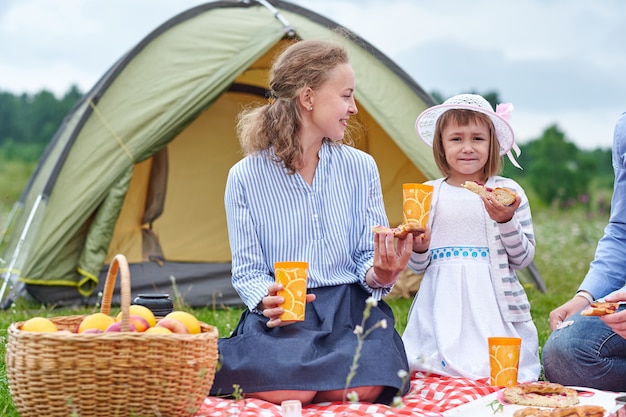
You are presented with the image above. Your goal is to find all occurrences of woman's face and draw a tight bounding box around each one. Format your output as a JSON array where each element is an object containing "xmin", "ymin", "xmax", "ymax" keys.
[
  {"xmin": 441, "ymin": 118, "xmax": 491, "ymax": 177},
  {"xmin": 309, "ymin": 63, "xmax": 358, "ymax": 142}
]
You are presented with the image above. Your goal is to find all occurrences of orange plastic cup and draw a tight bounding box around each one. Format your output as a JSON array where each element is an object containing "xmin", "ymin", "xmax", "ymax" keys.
[
  {"xmin": 488, "ymin": 337, "xmax": 521, "ymax": 387},
  {"xmin": 274, "ymin": 261, "xmax": 308, "ymax": 322},
  {"xmin": 402, "ymin": 183, "xmax": 434, "ymax": 228}
]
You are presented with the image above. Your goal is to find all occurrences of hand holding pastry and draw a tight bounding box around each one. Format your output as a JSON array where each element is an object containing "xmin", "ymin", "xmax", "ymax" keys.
[
  {"xmin": 599, "ymin": 292, "xmax": 626, "ymax": 338},
  {"xmin": 462, "ymin": 180, "xmax": 521, "ymax": 222},
  {"xmin": 483, "ymin": 191, "xmax": 521, "ymax": 223}
]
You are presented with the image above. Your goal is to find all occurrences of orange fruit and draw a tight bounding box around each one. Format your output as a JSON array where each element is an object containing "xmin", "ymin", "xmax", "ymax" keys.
[
  {"xmin": 78, "ymin": 313, "xmax": 116, "ymax": 333},
  {"xmin": 144, "ymin": 326, "xmax": 172, "ymax": 334},
  {"xmin": 21, "ymin": 317, "xmax": 58, "ymax": 332},
  {"xmin": 116, "ymin": 305, "xmax": 156, "ymax": 328},
  {"xmin": 491, "ymin": 367, "xmax": 519, "ymax": 387},
  {"xmin": 164, "ymin": 311, "xmax": 201, "ymax": 334},
  {"xmin": 275, "ymin": 262, "xmax": 308, "ymax": 322},
  {"xmin": 402, "ymin": 184, "xmax": 433, "ymax": 227}
]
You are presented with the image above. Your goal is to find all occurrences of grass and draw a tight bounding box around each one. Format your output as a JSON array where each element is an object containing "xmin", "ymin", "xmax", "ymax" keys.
[
  {"xmin": 0, "ymin": 207, "xmax": 608, "ymax": 416},
  {"xmin": 0, "ymin": 160, "xmax": 36, "ymax": 209}
]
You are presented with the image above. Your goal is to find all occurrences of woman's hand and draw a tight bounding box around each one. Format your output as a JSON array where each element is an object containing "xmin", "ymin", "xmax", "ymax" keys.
[
  {"xmin": 600, "ymin": 292, "xmax": 626, "ymax": 339},
  {"xmin": 371, "ymin": 231, "xmax": 414, "ymax": 287},
  {"xmin": 483, "ymin": 194, "xmax": 520, "ymax": 223},
  {"xmin": 258, "ymin": 282, "xmax": 316, "ymax": 329}
]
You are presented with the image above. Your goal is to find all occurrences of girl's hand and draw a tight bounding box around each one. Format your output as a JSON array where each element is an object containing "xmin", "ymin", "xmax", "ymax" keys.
[
  {"xmin": 482, "ymin": 194, "xmax": 521, "ymax": 223},
  {"xmin": 259, "ymin": 282, "xmax": 316, "ymax": 328},
  {"xmin": 412, "ymin": 227, "xmax": 431, "ymax": 254}
]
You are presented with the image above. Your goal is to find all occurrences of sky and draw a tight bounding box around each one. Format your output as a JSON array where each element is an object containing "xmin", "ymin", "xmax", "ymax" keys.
[{"xmin": 1, "ymin": 0, "xmax": 624, "ymax": 150}]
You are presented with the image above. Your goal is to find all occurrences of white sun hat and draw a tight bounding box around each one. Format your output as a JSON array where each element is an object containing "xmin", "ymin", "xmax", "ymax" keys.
[{"xmin": 415, "ymin": 94, "xmax": 522, "ymax": 168}]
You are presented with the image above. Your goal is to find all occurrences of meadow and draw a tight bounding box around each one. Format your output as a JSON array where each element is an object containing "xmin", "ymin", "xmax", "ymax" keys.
[{"xmin": 0, "ymin": 202, "xmax": 609, "ymax": 416}]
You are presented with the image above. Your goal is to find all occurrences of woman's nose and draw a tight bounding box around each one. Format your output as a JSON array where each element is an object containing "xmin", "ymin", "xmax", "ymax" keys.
[{"xmin": 350, "ymin": 98, "xmax": 358, "ymax": 115}]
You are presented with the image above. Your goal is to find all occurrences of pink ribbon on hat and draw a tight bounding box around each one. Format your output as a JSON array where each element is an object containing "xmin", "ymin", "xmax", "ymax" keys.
[{"xmin": 496, "ymin": 103, "xmax": 522, "ymax": 169}]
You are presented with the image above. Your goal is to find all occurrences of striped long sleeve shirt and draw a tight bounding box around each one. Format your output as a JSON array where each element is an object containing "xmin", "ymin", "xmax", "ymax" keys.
[{"xmin": 224, "ymin": 142, "xmax": 389, "ymax": 311}]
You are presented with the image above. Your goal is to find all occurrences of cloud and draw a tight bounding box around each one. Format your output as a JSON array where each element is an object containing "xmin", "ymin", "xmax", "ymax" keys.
[
  {"xmin": 0, "ymin": 0, "xmax": 624, "ymax": 149},
  {"xmin": 395, "ymin": 40, "xmax": 626, "ymax": 111},
  {"xmin": 292, "ymin": 0, "xmax": 626, "ymax": 149},
  {"xmin": 2, "ymin": 0, "xmax": 100, "ymax": 35},
  {"xmin": 0, "ymin": 0, "xmax": 207, "ymax": 95}
]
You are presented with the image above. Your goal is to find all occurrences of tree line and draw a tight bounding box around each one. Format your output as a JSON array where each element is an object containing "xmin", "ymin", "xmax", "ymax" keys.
[
  {"xmin": 0, "ymin": 86, "xmax": 82, "ymax": 162},
  {"xmin": 0, "ymin": 87, "xmax": 613, "ymax": 210}
]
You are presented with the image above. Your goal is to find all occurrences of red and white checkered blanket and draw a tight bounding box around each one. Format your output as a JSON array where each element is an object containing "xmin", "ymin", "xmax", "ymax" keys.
[{"xmin": 196, "ymin": 375, "xmax": 499, "ymax": 416}]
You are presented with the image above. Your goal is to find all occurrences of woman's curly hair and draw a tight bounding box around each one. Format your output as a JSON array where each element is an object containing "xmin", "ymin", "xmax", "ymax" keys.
[{"xmin": 237, "ymin": 39, "xmax": 353, "ymax": 174}]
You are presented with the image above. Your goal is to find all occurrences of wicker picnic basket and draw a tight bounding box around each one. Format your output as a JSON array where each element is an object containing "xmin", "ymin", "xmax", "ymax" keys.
[{"xmin": 5, "ymin": 254, "xmax": 219, "ymax": 417}]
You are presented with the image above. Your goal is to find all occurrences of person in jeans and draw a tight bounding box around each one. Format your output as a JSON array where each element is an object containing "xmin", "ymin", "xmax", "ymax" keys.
[{"xmin": 542, "ymin": 111, "xmax": 626, "ymax": 391}]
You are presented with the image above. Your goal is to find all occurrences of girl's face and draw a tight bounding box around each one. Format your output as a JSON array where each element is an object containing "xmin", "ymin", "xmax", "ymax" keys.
[
  {"xmin": 310, "ymin": 63, "xmax": 358, "ymax": 142},
  {"xmin": 441, "ymin": 118, "xmax": 491, "ymax": 179}
]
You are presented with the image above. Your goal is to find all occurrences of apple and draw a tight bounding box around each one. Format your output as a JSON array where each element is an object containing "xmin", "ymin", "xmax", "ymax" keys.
[
  {"xmin": 105, "ymin": 321, "xmax": 137, "ymax": 332},
  {"xmin": 155, "ymin": 317, "xmax": 189, "ymax": 334}
]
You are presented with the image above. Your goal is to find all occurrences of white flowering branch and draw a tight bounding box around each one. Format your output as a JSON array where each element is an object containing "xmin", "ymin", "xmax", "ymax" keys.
[
  {"xmin": 344, "ymin": 297, "xmax": 389, "ymax": 403},
  {"xmin": 390, "ymin": 369, "xmax": 410, "ymax": 408}
]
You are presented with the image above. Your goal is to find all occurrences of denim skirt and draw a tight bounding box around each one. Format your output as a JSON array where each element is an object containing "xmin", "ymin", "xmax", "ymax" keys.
[{"xmin": 209, "ymin": 283, "xmax": 409, "ymax": 404}]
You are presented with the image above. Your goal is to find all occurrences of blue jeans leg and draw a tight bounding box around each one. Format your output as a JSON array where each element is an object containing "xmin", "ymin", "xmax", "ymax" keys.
[{"xmin": 542, "ymin": 307, "xmax": 626, "ymax": 391}]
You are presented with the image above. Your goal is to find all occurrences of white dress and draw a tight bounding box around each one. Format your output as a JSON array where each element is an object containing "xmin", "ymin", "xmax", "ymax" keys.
[{"xmin": 402, "ymin": 182, "xmax": 539, "ymax": 382}]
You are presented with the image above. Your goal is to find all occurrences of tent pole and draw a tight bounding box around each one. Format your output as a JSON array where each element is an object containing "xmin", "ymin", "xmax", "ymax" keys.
[
  {"xmin": 0, "ymin": 194, "xmax": 43, "ymax": 308},
  {"xmin": 254, "ymin": 0, "xmax": 296, "ymax": 37}
]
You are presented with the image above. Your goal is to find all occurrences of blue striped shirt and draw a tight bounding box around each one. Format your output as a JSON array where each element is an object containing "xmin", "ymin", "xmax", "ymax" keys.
[{"xmin": 224, "ymin": 142, "xmax": 389, "ymax": 310}]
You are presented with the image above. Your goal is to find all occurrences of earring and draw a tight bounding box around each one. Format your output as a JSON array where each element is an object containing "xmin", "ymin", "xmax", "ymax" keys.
[{"xmin": 309, "ymin": 106, "xmax": 313, "ymax": 111}]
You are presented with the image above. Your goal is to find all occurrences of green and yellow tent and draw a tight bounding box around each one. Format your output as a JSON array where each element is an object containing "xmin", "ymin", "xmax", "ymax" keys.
[{"xmin": 0, "ymin": 0, "xmax": 440, "ymax": 308}]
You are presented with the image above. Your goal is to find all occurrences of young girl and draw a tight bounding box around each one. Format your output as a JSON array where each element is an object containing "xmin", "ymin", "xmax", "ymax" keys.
[{"xmin": 402, "ymin": 94, "xmax": 541, "ymax": 382}]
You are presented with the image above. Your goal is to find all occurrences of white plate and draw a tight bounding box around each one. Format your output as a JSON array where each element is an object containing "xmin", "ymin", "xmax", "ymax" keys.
[{"xmin": 442, "ymin": 386, "xmax": 626, "ymax": 417}]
